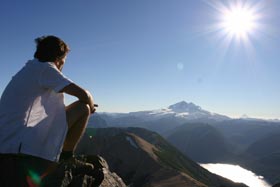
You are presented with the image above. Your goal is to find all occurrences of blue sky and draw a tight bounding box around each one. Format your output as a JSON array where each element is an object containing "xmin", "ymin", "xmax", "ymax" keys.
[{"xmin": 1, "ymin": 0, "xmax": 280, "ymax": 119}]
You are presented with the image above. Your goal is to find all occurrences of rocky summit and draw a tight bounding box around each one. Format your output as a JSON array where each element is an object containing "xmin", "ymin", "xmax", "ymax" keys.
[{"xmin": 42, "ymin": 155, "xmax": 126, "ymax": 187}]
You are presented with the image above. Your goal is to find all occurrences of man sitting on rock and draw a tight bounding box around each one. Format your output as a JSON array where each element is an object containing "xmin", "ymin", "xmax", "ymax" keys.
[{"xmin": 0, "ymin": 35, "xmax": 99, "ymax": 186}]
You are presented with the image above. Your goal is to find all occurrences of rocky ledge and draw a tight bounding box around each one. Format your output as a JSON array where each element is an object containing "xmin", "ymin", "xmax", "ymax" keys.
[{"xmin": 42, "ymin": 155, "xmax": 126, "ymax": 187}]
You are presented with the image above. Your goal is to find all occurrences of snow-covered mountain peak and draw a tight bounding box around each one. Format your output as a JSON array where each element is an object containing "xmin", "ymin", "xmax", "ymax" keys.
[
  {"xmin": 168, "ymin": 101, "xmax": 202, "ymax": 113},
  {"xmin": 100, "ymin": 101, "xmax": 231, "ymax": 125}
]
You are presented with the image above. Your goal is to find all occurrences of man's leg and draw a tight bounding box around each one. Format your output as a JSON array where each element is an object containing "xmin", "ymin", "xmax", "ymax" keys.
[{"xmin": 62, "ymin": 101, "xmax": 91, "ymax": 154}]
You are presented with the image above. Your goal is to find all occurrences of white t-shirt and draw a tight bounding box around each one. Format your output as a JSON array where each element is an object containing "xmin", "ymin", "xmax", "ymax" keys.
[{"xmin": 0, "ymin": 59, "xmax": 73, "ymax": 162}]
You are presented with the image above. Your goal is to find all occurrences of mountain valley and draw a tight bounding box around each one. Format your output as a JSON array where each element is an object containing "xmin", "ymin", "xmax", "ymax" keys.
[{"xmin": 87, "ymin": 101, "xmax": 280, "ymax": 185}]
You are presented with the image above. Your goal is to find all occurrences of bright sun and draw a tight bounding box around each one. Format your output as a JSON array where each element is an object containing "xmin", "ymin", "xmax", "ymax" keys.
[
  {"xmin": 206, "ymin": 0, "xmax": 263, "ymax": 44},
  {"xmin": 222, "ymin": 7, "xmax": 257, "ymax": 38},
  {"xmin": 222, "ymin": 7, "xmax": 256, "ymax": 38}
]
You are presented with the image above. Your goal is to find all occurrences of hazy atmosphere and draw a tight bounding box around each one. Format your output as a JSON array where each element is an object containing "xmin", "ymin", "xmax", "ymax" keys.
[{"xmin": 1, "ymin": 0, "xmax": 280, "ymax": 119}]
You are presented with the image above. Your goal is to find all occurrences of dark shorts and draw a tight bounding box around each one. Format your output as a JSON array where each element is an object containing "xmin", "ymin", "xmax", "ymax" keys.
[{"xmin": 0, "ymin": 154, "xmax": 57, "ymax": 187}]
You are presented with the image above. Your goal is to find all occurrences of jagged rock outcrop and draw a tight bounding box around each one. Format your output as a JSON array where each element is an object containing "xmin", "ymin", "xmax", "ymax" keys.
[{"xmin": 42, "ymin": 155, "xmax": 126, "ymax": 187}]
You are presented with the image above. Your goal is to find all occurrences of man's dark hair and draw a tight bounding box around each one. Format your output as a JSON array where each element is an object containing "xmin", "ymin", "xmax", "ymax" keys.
[{"xmin": 34, "ymin": 35, "xmax": 70, "ymax": 62}]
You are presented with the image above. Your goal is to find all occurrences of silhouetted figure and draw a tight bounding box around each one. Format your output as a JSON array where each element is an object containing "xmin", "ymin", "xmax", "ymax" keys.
[{"xmin": 0, "ymin": 36, "xmax": 101, "ymax": 186}]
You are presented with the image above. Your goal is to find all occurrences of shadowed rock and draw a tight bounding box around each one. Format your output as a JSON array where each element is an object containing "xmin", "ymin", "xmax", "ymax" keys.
[{"xmin": 42, "ymin": 155, "xmax": 126, "ymax": 187}]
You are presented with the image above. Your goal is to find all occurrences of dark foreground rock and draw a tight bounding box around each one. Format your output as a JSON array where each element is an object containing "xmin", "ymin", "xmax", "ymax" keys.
[
  {"xmin": 0, "ymin": 154, "xmax": 126, "ymax": 187},
  {"xmin": 273, "ymin": 183, "xmax": 280, "ymax": 187},
  {"xmin": 43, "ymin": 155, "xmax": 126, "ymax": 187}
]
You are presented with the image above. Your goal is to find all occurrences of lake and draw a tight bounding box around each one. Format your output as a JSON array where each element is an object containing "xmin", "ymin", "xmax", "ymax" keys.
[{"xmin": 200, "ymin": 163, "xmax": 271, "ymax": 187}]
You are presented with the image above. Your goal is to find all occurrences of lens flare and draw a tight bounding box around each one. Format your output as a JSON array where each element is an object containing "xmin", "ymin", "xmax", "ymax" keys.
[{"xmin": 27, "ymin": 170, "xmax": 41, "ymax": 186}]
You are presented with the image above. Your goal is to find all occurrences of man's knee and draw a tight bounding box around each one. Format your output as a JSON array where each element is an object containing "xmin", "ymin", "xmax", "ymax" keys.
[
  {"xmin": 66, "ymin": 101, "xmax": 91, "ymax": 126},
  {"xmin": 78, "ymin": 102, "xmax": 91, "ymax": 116}
]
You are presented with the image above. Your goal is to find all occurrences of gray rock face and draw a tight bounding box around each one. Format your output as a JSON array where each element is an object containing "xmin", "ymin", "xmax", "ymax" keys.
[
  {"xmin": 100, "ymin": 169, "xmax": 126, "ymax": 187},
  {"xmin": 43, "ymin": 155, "xmax": 127, "ymax": 187}
]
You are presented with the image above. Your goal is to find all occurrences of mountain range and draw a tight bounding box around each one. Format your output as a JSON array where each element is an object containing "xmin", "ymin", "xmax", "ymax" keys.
[
  {"xmin": 97, "ymin": 101, "xmax": 230, "ymax": 127},
  {"xmin": 91, "ymin": 101, "xmax": 231, "ymax": 135},
  {"xmin": 88, "ymin": 101, "xmax": 280, "ymax": 185},
  {"xmin": 76, "ymin": 127, "xmax": 247, "ymax": 187}
]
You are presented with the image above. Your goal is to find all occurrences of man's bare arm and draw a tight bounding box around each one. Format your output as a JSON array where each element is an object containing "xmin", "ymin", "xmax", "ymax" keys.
[{"xmin": 60, "ymin": 83, "xmax": 95, "ymax": 113}]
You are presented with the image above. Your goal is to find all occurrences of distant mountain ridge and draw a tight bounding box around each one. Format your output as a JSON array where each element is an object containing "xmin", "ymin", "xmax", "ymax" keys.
[
  {"xmin": 97, "ymin": 101, "xmax": 279, "ymax": 123},
  {"xmin": 88, "ymin": 101, "xmax": 280, "ymax": 185},
  {"xmin": 76, "ymin": 127, "xmax": 247, "ymax": 187},
  {"xmin": 124, "ymin": 101, "xmax": 230, "ymax": 121},
  {"xmin": 93, "ymin": 101, "xmax": 231, "ymax": 134},
  {"xmin": 167, "ymin": 123, "xmax": 234, "ymax": 163}
]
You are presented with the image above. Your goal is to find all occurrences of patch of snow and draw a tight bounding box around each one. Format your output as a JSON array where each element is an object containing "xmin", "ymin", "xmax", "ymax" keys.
[
  {"xmin": 148, "ymin": 108, "xmax": 173, "ymax": 115},
  {"xmin": 126, "ymin": 136, "xmax": 138, "ymax": 149},
  {"xmin": 175, "ymin": 112, "xmax": 189, "ymax": 117}
]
